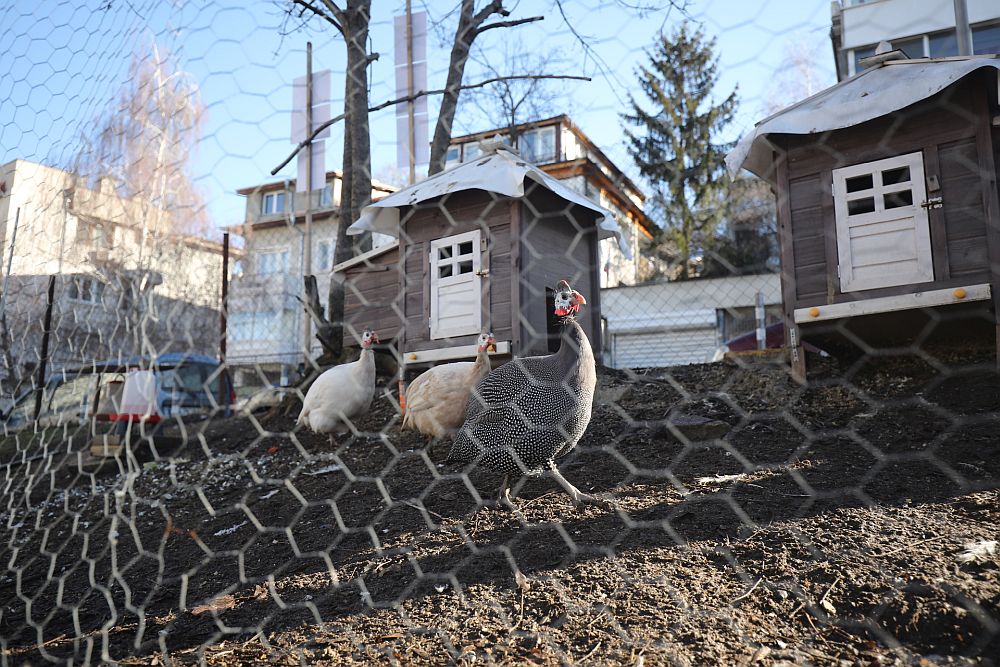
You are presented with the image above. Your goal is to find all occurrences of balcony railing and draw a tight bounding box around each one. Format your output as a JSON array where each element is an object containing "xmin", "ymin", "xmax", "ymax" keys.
[{"xmin": 228, "ymin": 272, "xmax": 301, "ymax": 311}]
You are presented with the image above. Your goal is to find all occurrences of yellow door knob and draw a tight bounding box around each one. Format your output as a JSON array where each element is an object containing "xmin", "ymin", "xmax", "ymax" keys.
[{"xmin": 954, "ymin": 288, "xmax": 967, "ymax": 299}]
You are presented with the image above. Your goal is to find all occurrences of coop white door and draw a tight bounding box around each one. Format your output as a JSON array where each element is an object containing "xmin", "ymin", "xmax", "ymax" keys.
[
  {"xmin": 832, "ymin": 151, "xmax": 933, "ymax": 292},
  {"xmin": 429, "ymin": 230, "xmax": 483, "ymax": 339}
]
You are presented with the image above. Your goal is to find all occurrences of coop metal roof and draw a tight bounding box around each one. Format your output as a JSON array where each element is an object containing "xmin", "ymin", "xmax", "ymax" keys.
[
  {"xmin": 347, "ymin": 144, "xmax": 632, "ymax": 258},
  {"xmin": 727, "ymin": 55, "xmax": 1000, "ymax": 178}
]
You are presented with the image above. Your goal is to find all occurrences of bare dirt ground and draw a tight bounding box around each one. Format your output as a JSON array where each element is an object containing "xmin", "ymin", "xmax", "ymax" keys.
[{"xmin": 1, "ymin": 346, "xmax": 999, "ymax": 665}]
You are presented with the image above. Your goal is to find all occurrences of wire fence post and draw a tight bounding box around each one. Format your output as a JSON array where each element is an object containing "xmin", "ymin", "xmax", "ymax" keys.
[{"xmin": 32, "ymin": 274, "xmax": 56, "ymax": 421}]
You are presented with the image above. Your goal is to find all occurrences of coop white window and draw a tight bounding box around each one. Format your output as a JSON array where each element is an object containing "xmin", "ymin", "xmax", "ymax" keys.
[
  {"xmin": 429, "ymin": 230, "xmax": 483, "ymax": 339},
  {"xmin": 832, "ymin": 151, "xmax": 933, "ymax": 293}
]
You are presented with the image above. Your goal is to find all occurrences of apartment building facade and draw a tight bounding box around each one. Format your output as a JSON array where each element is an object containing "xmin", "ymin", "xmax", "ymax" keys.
[
  {"xmin": 229, "ymin": 173, "xmax": 395, "ymax": 385},
  {"xmin": 0, "ymin": 159, "xmax": 227, "ymax": 399},
  {"xmin": 831, "ymin": 0, "xmax": 1000, "ymax": 80}
]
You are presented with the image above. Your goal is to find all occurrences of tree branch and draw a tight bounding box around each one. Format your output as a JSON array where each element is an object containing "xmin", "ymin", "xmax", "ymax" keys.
[
  {"xmin": 318, "ymin": 0, "xmax": 345, "ymax": 25},
  {"xmin": 476, "ymin": 15, "xmax": 544, "ymax": 34},
  {"xmin": 292, "ymin": 0, "xmax": 343, "ymax": 34},
  {"xmin": 270, "ymin": 74, "xmax": 591, "ymax": 175}
]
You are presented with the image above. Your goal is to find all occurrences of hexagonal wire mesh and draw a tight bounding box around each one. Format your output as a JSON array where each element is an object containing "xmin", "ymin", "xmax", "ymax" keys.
[{"xmin": 2, "ymin": 0, "xmax": 999, "ymax": 664}]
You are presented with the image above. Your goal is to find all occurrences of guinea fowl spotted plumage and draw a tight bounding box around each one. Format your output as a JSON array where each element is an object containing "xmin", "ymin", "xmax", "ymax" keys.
[
  {"xmin": 445, "ymin": 280, "xmax": 608, "ymax": 508},
  {"xmin": 297, "ymin": 328, "xmax": 378, "ymax": 446}
]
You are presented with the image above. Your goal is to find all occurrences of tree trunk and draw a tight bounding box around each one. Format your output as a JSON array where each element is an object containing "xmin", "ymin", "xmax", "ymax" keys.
[
  {"xmin": 327, "ymin": 0, "xmax": 373, "ymax": 361},
  {"xmin": 427, "ymin": 1, "xmax": 514, "ymax": 175},
  {"xmin": 428, "ymin": 1, "xmax": 477, "ymax": 176}
]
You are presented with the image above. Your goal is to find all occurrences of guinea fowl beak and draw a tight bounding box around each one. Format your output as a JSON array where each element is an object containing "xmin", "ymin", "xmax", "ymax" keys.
[{"xmin": 571, "ymin": 290, "xmax": 587, "ymax": 306}]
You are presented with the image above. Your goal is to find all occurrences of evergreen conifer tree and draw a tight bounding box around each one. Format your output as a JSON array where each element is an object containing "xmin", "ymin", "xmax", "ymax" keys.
[{"xmin": 623, "ymin": 23, "xmax": 737, "ymax": 279}]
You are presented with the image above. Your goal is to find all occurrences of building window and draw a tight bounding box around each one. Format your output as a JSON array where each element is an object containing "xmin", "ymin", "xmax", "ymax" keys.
[
  {"xmin": 892, "ymin": 36, "xmax": 924, "ymax": 58},
  {"xmin": 445, "ymin": 145, "xmax": 461, "ymax": 168},
  {"xmin": 68, "ymin": 277, "xmax": 106, "ymax": 304},
  {"xmin": 973, "ymin": 23, "xmax": 1000, "ymax": 55},
  {"xmin": 463, "ymin": 141, "xmax": 482, "ymax": 162},
  {"xmin": 229, "ymin": 311, "xmax": 279, "ymax": 342},
  {"xmin": 832, "ymin": 151, "xmax": 933, "ymax": 292},
  {"xmin": 518, "ymin": 126, "xmax": 557, "ymax": 164},
  {"xmin": 75, "ymin": 219, "xmax": 112, "ymax": 248},
  {"xmin": 928, "ymin": 30, "xmax": 958, "ymax": 57},
  {"xmin": 317, "ymin": 240, "xmax": 333, "ymax": 271},
  {"xmin": 319, "ymin": 184, "xmax": 333, "ymax": 208},
  {"xmin": 262, "ymin": 192, "xmax": 286, "ymax": 216},
  {"xmin": 258, "ymin": 249, "xmax": 289, "ymax": 275}
]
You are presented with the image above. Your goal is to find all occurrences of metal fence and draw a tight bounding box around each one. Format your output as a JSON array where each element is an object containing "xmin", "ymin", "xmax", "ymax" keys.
[{"xmin": 1, "ymin": 1, "xmax": 999, "ymax": 665}]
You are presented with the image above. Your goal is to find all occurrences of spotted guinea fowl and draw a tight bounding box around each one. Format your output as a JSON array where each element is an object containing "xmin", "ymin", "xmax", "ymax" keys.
[
  {"xmin": 401, "ymin": 331, "xmax": 496, "ymax": 441},
  {"xmin": 445, "ymin": 280, "xmax": 607, "ymax": 508},
  {"xmin": 297, "ymin": 328, "xmax": 378, "ymax": 446}
]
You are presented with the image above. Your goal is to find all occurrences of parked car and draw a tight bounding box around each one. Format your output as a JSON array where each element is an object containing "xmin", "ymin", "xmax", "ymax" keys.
[{"xmin": 0, "ymin": 353, "xmax": 234, "ymax": 435}]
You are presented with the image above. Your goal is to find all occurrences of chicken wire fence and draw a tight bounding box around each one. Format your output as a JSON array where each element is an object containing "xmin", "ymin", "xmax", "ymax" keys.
[{"xmin": 2, "ymin": 1, "xmax": 1000, "ymax": 665}]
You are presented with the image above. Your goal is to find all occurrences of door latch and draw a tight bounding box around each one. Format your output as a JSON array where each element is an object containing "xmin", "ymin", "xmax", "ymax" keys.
[
  {"xmin": 475, "ymin": 269, "xmax": 490, "ymax": 277},
  {"xmin": 920, "ymin": 196, "xmax": 943, "ymax": 210}
]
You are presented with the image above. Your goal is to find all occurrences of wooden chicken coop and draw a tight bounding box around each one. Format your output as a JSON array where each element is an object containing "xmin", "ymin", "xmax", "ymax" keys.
[
  {"xmin": 728, "ymin": 55, "xmax": 1000, "ymax": 377},
  {"xmin": 333, "ymin": 143, "xmax": 628, "ymax": 377}
]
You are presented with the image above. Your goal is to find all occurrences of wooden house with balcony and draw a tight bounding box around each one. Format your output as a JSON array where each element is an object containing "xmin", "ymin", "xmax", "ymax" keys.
[
  {"xmin": 335, "ymin": 141, "xmax": 629, "ymax": 378},
  {"xmin": 727, "ymin": 55, "xmax": 1000, "ymax": 377},
  {"xmin": 448, "ymin": 115, "xmax": 656, "ymax": 287}
]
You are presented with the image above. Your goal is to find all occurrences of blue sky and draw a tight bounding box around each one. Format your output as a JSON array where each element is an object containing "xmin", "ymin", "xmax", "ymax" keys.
[{"xmin": 0, "ymin": 0, "xmax": 836, "ymax": 231}]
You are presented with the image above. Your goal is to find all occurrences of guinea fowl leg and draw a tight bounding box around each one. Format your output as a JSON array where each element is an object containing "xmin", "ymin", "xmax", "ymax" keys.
[
  {"xmin": 547, "ymin": 462, "xmax": 612, "ymax": 509},
  {"xmin": 497, "ymin": 475, "xmax": 516, "ymax": 508}
]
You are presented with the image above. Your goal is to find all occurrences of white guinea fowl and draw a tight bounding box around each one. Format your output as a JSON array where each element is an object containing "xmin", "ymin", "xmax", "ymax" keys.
[
  {"xmin": 402, "ymin": 331, "xmax": 497, "ymax": 440},
  {"xmin": 447, "ymin": 280, "xmax": 610, "ymax": 509},
  {"xmin": 297, "ymin": 328, "xmax": 378, "ymax": 445}
]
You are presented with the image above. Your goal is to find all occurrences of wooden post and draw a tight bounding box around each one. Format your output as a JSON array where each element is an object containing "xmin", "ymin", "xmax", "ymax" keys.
[
  {"xmin": 219, "ymin": 232, "xmax": 230, "ymax": 407},
  {"xmin": 774, "ymin": 151, "xmax": 807, "ymax": 383},
  {"xmin": 755, "ymin": 290, "xmax": 766, "ymax": 350},
  {"xmin": 33, "ymin": 275, "xmax": 56, "ymax": 421},
  {"xmin": 303, "ymin": 41, "xmax": 314, "ymax": 365},
  {"xmin": 953, "ymin": 0, "xmax": 973, "ymax": 56}
]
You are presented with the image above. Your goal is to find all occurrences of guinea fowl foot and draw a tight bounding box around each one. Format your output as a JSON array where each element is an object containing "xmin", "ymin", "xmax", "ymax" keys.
[
  {"xmin": 547, "ymin": 463, "xmax": 614, "ymax": 510},
  {"xmin": 497, "ymin": 475, "xmax": 517, "ymax": 509}
]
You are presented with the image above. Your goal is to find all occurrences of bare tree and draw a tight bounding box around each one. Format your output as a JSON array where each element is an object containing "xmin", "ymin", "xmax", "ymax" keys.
[
  {"xmin": 71, "ymin": 43, "xmax": 207, "ymax": 239},
  {"xmin": 63, "ymin": 43, "xmax": 212, "ymax": 360},
  {"xmin": 763, "ymin": 35, "xmax": 834, "ymax": 114},
  {"xmin": 286, "ymin": 0, "xmax": 542, "ymax": 361},
  {"xmin": 461, "ymin": 37, "xmax": 565, "ymax": 144},
  {"xmin": 287, "ymin": 0, "xmax": 376, "ymax": 361},
  {"xmin": 427, "ymin": 1, "xmax": 543, "ymax": 174}
]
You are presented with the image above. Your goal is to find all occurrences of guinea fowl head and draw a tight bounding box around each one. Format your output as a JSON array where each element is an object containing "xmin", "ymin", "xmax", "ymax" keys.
[
  {"xmin": 553, "ymin": 280, "xmax": 587, "ymax": 317},
  {"xmin": 360, "ymin": 328, "xmax": 379, "ymax": 349},
  {"xmin": 477, "ymin": 331, "xmax": 497, "ymax": 353}
]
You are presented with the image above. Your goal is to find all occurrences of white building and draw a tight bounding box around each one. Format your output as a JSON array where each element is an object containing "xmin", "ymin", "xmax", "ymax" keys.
[
  {"xmin": 601, "ymin": 274, "xmax": 782, "ymax": 369},
  {"xmin": 448, "ymin": 116, "xmax": 656, "ymax": 287},
  {"xmin": 831, "ymin": 0, "xmax": 1000, "ymax": 80},
  {"xmin": 0, "ymin": 159, "xmax": 228, "ymax": 397},
  {"xmin": 229, "ymin": 173, "xmax": 395, "ymax": 385}
]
